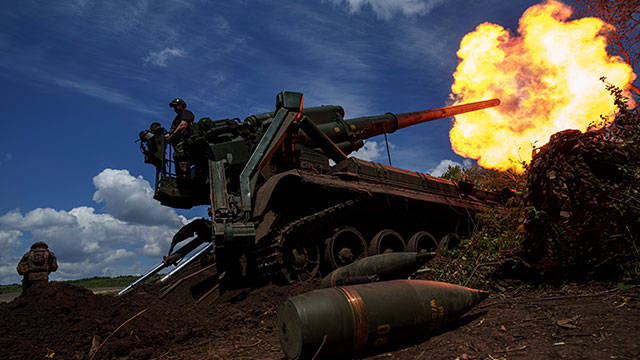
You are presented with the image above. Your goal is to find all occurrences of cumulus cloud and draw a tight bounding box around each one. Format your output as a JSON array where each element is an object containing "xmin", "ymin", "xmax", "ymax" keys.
[
  {"xmin": 92, "ymin": 169, "xmax": 185, "ymax": 227},
  {"xmin": 143, "ymin": 47, "xmax": 186, "ymax": 67},
  {"xmin": 0, "ymin": 230, "xmax": 23, "ymax": 281},
  {"xmin": 329, "ymin": 0, "xmax": 445, "ymax": 19},
  {"xmin": 14, "ymin": 208, "xmax": 77, "ymax": 228},
  {"xmin": 349, "ymin": 140, "xmax": 395, "ymax": 162},
  {"xmin": 428, "ymin": 159, "xmax": 473, "ymax": 177},
  {"xmin": 0, "ymin": 230, "xmax": 22, "ymax": 249},
  {"xmin": 0, "ymin": 169, "xmax": 192, "ymax": 284}
]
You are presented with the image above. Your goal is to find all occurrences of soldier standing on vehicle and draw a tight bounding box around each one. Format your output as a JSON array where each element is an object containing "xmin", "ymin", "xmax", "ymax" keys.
[
  {"xmin": 16, "ymin": 241, "xmax": 58, "ymax": 291},
  {"xmin": 166, "ymin": 98, "xmax": 195, "ymax": 181}
]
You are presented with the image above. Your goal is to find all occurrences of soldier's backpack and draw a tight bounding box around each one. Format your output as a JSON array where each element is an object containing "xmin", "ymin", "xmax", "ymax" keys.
[
  {"xmin": 28, "ymin": 248, "xmax": 49, "ymax": 273},
  {"xmin": 16, "ymin": 260, "xmax": 28, "ymax": 275}
]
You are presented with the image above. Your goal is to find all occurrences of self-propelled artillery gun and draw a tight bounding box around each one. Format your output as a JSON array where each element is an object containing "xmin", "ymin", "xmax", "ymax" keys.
[{"xmin": 121, "ymin": 92, "xmax": 502, "ymax": 305}]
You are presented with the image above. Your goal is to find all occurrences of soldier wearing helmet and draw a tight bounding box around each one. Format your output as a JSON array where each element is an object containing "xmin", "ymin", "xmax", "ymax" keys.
[
  {"xmin": 16, "ymin": 241, "xmax": 58, "ymax": 291},
  {"xmin": 166, "ymin": 98, "xmax": 194, "ymax": 143},
  {"xmin": 167, "ymin": 98, "xmax": 195, "ymax": 181}
]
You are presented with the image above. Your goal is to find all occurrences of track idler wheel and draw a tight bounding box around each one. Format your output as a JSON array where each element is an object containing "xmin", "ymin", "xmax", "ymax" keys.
[
  {"xmin": 369, "ymin": 229, "xmax": 406, "ymax": 255},
  {"xmin": 324, "ymin": 226, "xmax": 368, "ymax": 270},
  {"xmin": 439, "ymin": 233, "xmax": 462, "ymax": 249},
  {"xmin": 281, "ymin": 238, "xmax": 320, "ymax": 283},
  {"xmin": 406, "ymin": 231, "xmax": 438, "ymax": 253}
]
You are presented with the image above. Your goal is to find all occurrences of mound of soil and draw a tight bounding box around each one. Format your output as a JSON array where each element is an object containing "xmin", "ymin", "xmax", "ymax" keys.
[
  {"xmin": 0, "ymin": 282, "xmax": 211, "ymax": 359},
  {"xmin": 0, "ymin": 279, "xmax": 638, "ymax": 359}
]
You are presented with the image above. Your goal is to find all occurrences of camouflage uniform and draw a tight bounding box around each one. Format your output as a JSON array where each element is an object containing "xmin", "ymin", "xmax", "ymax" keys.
[
  {"xmin": 16, "ymin": 241, "xmax": 58, "ymax": 291},
  {"xmin": 167, "ymin": 99, "xmax": 195, "ymax": 181}
]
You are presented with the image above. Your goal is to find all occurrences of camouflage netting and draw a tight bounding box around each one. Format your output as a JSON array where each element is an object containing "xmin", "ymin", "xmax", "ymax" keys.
[{"xmin": 522, "ymin": 87, "xmax": 640, "ymax": 279}]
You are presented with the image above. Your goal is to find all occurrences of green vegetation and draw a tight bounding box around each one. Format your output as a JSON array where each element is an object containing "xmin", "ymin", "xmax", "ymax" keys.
[
  {"xmin": 441, "ymin": 163, "xmax": 526, "ymax": 192},
  {"xmin": 61, "ymin": 275, "xmax": 143, "ymax": 288},
  {"xmin": 431, "ymin": 165, "xmax": 528, "ymax": 288},
  {"xmin": 0, "ymin": 275, "xmax": 162, "ymax": 294},
  {"xmin": 0, "ymin": 284, "xmax": 22, "ymax": 294}
]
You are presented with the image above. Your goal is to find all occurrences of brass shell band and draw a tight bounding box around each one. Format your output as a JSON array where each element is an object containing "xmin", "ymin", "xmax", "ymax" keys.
[{"xmin": 338, "ymin": 286, "xmax": 368, "ymax": 350}]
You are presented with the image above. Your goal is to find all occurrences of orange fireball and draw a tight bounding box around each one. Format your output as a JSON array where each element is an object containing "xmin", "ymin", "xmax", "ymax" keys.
[{"xmin": 450, "ymin": 0, "xmax": 636, "ymax": 172}]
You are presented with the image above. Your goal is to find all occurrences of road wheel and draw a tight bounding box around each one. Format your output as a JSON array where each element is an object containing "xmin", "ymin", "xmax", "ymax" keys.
[
  {"xmin": 324, "ymin": 226, "xmax": 368, "ymax": 270},
  {"xmin": 281, "ymin": 238, "xmax": 320, "ymax": 283},
  {"xmin": 439, "ymin": 233, "xmax": 462, "ymax": 249},
  {"xmin": 369, "ymin": 229, "xmax": 406, "ymax": 255},
  {"xmin": 406, "ymin": 231, "xmax": 438, "ymax": 253}
]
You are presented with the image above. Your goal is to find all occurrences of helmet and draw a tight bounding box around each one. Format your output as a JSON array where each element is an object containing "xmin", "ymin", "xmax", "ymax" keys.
[
  {"xmin": 169, "ymin": 98, "xmax": 187, "ymax": 108},
  {"xmin": 31, "ymin": 241, "xmax": 48, "ymax": 250}
]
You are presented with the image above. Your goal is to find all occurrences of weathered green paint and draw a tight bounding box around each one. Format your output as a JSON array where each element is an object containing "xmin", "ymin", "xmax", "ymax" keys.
[
  {"xmin": 321, "ymin": 252, "xmax": 435, "ymax": 288},
  {"xmin": 278, "ymin": 279, "xmax": 489, "ymax": 359}
]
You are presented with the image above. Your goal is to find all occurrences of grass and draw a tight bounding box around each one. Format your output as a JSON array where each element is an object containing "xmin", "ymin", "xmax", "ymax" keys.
[
  {"xmin": 0, "ymin": 284, "xmax": 22, "ymax": 294},
  {"xmin": 0, "ymin": 275, "xmax": 162, "ymax": 294}
]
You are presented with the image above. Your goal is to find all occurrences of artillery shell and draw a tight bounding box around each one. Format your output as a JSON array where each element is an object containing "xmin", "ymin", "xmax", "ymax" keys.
[
  {"xmin": 278, "ymin": 279, "xmax": 488, "ymax": 359},
  {"xmin": 321, "ymin": 252, "xmax": 435, "ymax": 288}
]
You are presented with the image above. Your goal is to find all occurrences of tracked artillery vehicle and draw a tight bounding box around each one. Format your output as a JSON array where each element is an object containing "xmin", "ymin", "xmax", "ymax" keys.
[{"xmin": 121, "ymin": 92, "xmax": 502, "ymax": 305}]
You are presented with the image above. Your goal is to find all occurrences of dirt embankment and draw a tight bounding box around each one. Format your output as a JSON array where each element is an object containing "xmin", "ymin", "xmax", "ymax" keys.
[{"xmin": 0, "ymin": 279, "xmax": 638, "ymax": 360}]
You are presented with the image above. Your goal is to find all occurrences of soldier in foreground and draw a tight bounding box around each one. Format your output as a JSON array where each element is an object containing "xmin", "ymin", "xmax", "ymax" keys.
[{"xmin": 16, "ymin": 241, "xmax": 58, "ymax": 291}]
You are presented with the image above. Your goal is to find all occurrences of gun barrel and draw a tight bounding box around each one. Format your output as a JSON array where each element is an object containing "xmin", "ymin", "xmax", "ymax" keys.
[
  {"xmin": 396, "ymin": 98, "xmax": 500, "ymax": 129},
  {"xmin": 344, "ymin": 98, "xmax": 500, "ymax": 140}
]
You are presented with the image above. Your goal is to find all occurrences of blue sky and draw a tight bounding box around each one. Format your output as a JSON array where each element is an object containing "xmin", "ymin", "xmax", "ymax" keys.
[{"xmin": 0, "ymin": 0, "xmax": 546, "ymax": 284}]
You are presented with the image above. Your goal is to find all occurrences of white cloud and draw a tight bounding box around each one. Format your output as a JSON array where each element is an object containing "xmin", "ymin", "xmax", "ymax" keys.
[
  {"xmin": 103, "ymin": 248, "xmax": 136, "ymax": 264},
  {"xmin": 329, "ymin": 0, "xmax": 446, "ymax": 19},
  {"xmin": 143, "ymin": 48, "xmax": 186, "ymax": 67},
  {"xmin": 92, "ymin": 169, "xmax": 186, "ymax": 227},
  {"xmin": 0, "ymin": 169, "xmax": 193, "ymax": 284},
  {"xmin": 0, "ymin": 230, "xmax": 22, "ymax": 249},
  {"xmin": 428, "ymin": 159, "xmax": 473, "ymax": 177},
  {"xmin": 54, "ymin": 247, "xmax": 137, "ymax": 280},
  {"xmin": 22, "ymin": 208, "xmax": 77, "ymax": 228},
  {"xmin": 349, "ymin": 140, "xmax": 388, "ymax": 162},
  {"xmin": 0, "ymin": 230, "xmax": 25, "ymax": 283}
]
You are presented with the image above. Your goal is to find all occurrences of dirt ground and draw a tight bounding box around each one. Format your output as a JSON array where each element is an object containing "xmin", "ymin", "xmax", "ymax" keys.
[{"xmin": 0, "ymin": 277, "xmax": 638, "ymax": 360}]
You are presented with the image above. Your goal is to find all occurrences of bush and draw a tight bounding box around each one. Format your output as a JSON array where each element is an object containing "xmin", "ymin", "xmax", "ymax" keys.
[
  {"xmin": 433, "ymin": 165, "xmax": 527, "ymax": 288},
  {"xmin": 522, "ymin": 79, "xmax": 640, "ymax": 280}
]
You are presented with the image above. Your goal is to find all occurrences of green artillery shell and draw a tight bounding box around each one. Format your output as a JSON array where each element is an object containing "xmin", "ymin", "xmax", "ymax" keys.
[
  {"xmin": 321, "ymin": 252, "xmax": 435, "ymax": 288},
  {"xmin": 278, "ymin": 279, "xmax": 488, "ymax": 360}
]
